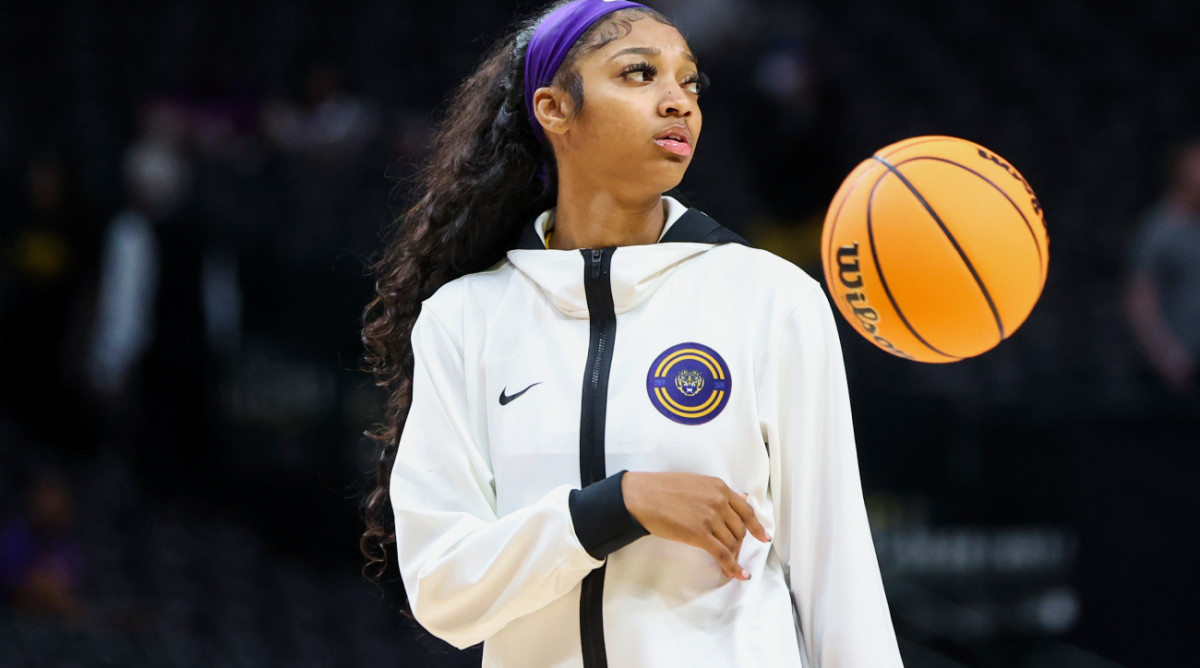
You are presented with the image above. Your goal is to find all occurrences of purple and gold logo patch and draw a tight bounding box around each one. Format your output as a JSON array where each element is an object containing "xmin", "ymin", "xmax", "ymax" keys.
[{"xmin": 646, "ymin": 342, "xmax": 731, "ymax": 425}]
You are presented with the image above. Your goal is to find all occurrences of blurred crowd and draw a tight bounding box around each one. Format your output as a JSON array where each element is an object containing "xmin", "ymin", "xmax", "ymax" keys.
[{"xmin": 1, "ymin": 0, "xmax": 1198, "ymax": 666}]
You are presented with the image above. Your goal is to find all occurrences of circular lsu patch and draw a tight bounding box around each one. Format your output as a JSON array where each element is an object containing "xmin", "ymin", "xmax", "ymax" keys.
[{"xmin": 646, "ymin": 342, "xmax": 732, "ymax": 425}]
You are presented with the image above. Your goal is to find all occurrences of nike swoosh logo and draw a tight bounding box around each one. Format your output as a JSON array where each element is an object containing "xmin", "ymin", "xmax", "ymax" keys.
[{"xmin": 499, "ymin": 382, "xmax": 543, "ymax": 406}]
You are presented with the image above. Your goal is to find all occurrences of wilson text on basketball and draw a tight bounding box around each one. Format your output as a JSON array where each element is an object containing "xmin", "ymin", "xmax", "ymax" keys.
[
  {"xmin": 836, "ymin": 243, "xmax": 914, "ymax": 360},
  {"xmin": 977, "ymin": 148, "xmax": 1046, "ymax": 227}
]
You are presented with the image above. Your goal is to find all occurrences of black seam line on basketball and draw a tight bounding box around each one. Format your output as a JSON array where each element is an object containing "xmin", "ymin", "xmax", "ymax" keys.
[
  {"xmin": 894, "ymin": 156, "xmax": 1044, "ymax": 276},
  {"xmin": 498, "ymin": 382, "xmax": 543, "ymax": 406},
  {"xmin": 871, "ymin": 155, "xmax": 1006, "ymax": 341},
  {"xmin": 825, "ymin": 160, "xmax": 886, "ymax": 285},
  {"xmin": 865, "ymin": 166, "xmax": 960, "ymax": 360}
]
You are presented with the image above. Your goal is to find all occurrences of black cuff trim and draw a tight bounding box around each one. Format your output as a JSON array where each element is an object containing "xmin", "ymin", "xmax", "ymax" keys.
[{"xmin": 568, "ymin": 470, "xmax": 649, "ymax": 560}]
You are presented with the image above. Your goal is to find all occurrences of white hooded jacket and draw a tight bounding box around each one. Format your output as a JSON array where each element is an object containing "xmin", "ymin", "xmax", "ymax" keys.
[{"xmin": 389, "ymin": 196, "xmax": 903, "ymax": 667}]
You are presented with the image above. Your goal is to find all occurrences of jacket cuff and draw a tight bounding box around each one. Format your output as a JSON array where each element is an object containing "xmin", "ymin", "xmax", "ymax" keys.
[{"xmin": 568, "ymin": 470, "xmax": 649, "ymax": 559}]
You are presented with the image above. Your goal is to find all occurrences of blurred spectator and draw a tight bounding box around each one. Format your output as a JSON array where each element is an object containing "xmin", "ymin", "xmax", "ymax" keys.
[
  {"xmin": 0, "ymin": 472, "xmax": 82, "ymax": 619},
  {"xmin": 87, "ymin": 135, "xmax": 182, "ymax": 399},
  {"xmin": 261, "ymin": 54, "xmax": 379, "ymax": 269},
  {"xmin": 0, "ymin": 153, "xmax": 100, "ymax": 446},
  {"xmin": 170, "ymin": 41, "xmax": 264, "ymax": 168},
  {"xmin": 1124, "ymin": 138, "xmax": 1200, "ymax": 394},
  {"xmin": 88, "ymin": 115, "xmax": 239, "ymax": 497},
  {"xmin": 262, "ymin": 57, "xmax": 377, "ymax": 156}
]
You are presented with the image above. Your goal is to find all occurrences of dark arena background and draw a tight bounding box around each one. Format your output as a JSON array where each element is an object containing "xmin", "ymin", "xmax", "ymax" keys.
[{"xmin": 1, "ymin": 1, "xmax": 1197, "ymax": 666}]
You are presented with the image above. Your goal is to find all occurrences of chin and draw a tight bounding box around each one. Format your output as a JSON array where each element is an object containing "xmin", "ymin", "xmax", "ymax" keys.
[{"xmin": 644, "ymin": 161, "xmax": 690, "ymax": 193}]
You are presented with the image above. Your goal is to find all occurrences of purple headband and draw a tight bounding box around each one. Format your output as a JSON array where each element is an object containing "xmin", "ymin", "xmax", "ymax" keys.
[{"xmin": 524, "ymin": 0, "xmax": 647, "ymax": 141}]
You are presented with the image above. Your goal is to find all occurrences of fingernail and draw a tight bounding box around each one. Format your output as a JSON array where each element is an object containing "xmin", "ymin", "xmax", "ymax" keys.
[
  {"xmin": 765, "ymin": 532, "xmax": 773, "ymax": 541},
  {"xmin": 740, "ymin": 569, "xmax": 750, "ymax": 580}
]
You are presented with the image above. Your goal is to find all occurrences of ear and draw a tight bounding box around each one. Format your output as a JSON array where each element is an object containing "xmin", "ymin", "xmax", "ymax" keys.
[{"xmin": 532, "ymin": 86, "xmax": 573, "ymax": 137}]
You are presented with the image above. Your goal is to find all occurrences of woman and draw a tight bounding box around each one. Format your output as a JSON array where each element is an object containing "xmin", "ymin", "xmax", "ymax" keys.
[{"xmin": 361, "ymin": 1, "xmax": 902, "ymax": 666}]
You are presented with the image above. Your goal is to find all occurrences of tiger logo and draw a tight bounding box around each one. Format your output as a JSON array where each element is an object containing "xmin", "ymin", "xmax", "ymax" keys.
[{"xmin": 674, "ymin": 369, "xmax": 705, "ymax": 397}]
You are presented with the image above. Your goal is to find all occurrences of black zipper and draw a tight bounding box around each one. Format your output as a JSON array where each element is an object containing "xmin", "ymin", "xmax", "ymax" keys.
[{"xmin": 579, "ymin": 247, "xmax": 616, "ymax": 668}]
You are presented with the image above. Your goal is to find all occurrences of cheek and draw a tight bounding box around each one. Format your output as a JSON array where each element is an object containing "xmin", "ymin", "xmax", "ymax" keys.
[
  {"xmin": 607, "ymin": 117, "xmax": 642, "ymax": 146},
  {"xmin": 579, "ymin": 96, "xmax": 644, "ymax": 149}
]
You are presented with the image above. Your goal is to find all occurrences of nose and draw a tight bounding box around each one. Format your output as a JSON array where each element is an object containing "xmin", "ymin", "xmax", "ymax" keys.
[{"xmin": 659, "ymin": 82, "xmax": 695, "ymax": 118}]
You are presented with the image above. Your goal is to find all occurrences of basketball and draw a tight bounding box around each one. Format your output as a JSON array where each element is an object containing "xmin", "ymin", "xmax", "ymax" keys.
[{"xmin": 821, "ymin": 136, "xmax": 1049, "ymax": 363}]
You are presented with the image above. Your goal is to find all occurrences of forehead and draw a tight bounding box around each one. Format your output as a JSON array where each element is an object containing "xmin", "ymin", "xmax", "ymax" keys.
[{"xmin": 586, "ymin": 16, "xmax": 692, "ymax": 62}]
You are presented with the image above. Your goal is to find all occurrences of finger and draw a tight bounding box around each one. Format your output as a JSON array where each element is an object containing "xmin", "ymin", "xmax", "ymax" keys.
[
  {"xmin": 732, "ymin": 493, "xmax": 771, "ymax": 543},
  {"xmin": 720, "ymin": 510, "xmax": 749, "ymax": 569},
  {"xmin": 701, "ymin": 534, "xmax": 734, "ymax": 578},
  {"xmin": 713, "ymin": 524, "xmax": 750, "ymax": 581},
  {"xmin": 704, "ymin": 534, "xmax": 748, "ymax": 581},
  {"xmin": 714, "ymin": 519, "xmax": 742, "ymax": 564},
  {"xmin": 723, "ymin": 505, "xmax": 748, "ymax": 547}
]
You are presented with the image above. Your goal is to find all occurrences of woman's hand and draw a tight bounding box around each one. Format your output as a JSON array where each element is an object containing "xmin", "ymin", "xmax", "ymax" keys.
[{"xmin": 622, "ymin": 471, "xmax": 770, "ymax": 580}]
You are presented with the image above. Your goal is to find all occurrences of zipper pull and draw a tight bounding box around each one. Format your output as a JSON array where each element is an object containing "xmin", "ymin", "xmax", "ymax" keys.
[{"xmin": 591, "ymin": 248, "xmax": 603, "ymax": 279}]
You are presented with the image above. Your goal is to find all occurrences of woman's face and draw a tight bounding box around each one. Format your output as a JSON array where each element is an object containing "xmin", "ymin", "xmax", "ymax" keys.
[{"xmin": 546, "ymin": 17, "xmax": 703, "ymax": 196}]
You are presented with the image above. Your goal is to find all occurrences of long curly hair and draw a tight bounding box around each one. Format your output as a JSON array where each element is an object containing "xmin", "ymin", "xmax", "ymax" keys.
[{"xmin": 360, "ymin": 2, "xmax": 674, "ymax": 580}]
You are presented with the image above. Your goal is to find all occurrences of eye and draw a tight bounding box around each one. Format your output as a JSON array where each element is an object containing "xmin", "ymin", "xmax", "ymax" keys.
[
  {"xmin": 683, "ymin": 72, "xmax": 709, "ymax": 95},
  {"xmin": 620, "ymin": 61, "xmax": 657, "ymax": 83}
]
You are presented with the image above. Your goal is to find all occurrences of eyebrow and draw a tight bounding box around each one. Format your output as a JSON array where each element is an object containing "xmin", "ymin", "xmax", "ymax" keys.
[{"xmin": 608, "ymin": 46, "xmax": 699, "ymax": 65}]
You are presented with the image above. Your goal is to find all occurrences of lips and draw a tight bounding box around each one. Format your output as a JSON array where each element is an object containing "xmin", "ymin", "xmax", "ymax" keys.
[{"xmin": 654, "ymin": 125, "xmax": 693, "ymax": 157}]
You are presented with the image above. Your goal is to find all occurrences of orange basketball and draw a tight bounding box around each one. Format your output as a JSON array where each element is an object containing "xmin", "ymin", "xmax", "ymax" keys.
[{"xmin": 821, "ymin": 136, "xmax": 1049, "ymax": 363}]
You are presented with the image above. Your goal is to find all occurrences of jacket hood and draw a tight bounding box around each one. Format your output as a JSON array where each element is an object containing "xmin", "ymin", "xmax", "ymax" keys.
[{"xmin": 506, "ymin": 196, "xmax": 747, "ymax": 318}]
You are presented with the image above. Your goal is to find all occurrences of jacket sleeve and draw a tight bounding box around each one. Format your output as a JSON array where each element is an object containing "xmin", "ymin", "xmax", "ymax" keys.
[
  {"xmin": 759, "ymin": 285, "xmax": 903, "ymax": 667},
  {"xmin": 390, "ymin": 306, "xmax": 604, "ymax": 649}
]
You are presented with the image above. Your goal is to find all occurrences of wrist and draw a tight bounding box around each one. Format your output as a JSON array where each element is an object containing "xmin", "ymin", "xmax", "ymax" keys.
[{"xmin": 621, "ymin": 470, "xmax": 648, "ymax": 526}]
